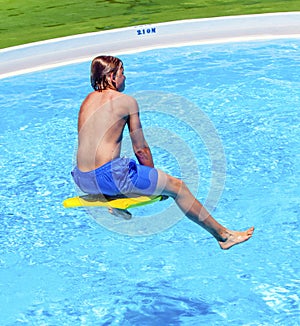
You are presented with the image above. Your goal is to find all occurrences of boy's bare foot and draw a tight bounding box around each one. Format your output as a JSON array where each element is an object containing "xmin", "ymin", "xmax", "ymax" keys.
[
  {"xmin": 108, "ymin": 207, "xmax": 132, "ymax": 220},
  {"xmin": 218, "ymin": 227, "xmax": 254, "ymax": 250}
]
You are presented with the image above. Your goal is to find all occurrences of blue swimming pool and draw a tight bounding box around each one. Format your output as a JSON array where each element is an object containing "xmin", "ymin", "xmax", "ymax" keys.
[{"xmin": 1, "ymin": 39, "xmax": 299, "ymax": 325}]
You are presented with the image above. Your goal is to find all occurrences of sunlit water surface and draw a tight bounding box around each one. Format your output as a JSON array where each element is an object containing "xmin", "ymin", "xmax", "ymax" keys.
[{"xmin": 1, "ymin": 39, "xmax": 299, "ymax": 325}]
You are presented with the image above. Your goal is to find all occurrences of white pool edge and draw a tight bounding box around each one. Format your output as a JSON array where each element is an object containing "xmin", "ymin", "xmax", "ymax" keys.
[{"xmin": 1, "ymin": 12, "xmax": 300, "ymax": 79}]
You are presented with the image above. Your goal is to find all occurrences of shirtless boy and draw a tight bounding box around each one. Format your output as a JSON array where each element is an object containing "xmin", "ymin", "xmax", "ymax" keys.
[{"xmin": 71, "ymin": 55, "xmax": 254, "ymax": 250}]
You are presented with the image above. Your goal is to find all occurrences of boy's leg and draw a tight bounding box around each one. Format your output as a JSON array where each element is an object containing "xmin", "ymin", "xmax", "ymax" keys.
[{"xmin": 154, "ymin": 170, "xmax": 254, "ymax": 250}]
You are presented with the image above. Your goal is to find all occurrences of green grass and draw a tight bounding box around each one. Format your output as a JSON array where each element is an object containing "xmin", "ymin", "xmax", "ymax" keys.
[{"xmin": 0, "ymin": 0, "xmax": 299, "ymax": 49}]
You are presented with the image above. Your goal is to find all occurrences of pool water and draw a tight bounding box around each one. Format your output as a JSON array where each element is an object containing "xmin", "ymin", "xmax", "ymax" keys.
[{"xmin": 1, "ymin": 40, "xmax": 299, "ymax": 325}]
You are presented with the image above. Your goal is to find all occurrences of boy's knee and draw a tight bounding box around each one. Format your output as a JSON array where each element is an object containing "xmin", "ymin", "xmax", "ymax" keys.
[{"xmin": 166, "ymin": 176, "xmax": 185, "ymax": 195}]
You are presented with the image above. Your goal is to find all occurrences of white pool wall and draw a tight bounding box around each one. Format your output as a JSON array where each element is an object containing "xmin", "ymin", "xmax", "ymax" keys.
[{"xmin": 1, "ymin": 12, "xmax": 300, "ymax": 79}]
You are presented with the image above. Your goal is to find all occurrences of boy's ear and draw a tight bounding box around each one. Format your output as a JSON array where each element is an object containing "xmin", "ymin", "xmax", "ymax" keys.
[
  {"xmin": 110, "ymin": 72, "xmax": 116, "ymax": 82},
  {"xmin": 109, "ymin": 72, "xmax": 117, "ymax": 89}
]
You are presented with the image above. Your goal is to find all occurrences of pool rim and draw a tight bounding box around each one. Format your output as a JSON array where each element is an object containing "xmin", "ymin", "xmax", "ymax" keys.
[{"xmin": 0, "ymin": 12, "xmax": 300, "ymax": 79}]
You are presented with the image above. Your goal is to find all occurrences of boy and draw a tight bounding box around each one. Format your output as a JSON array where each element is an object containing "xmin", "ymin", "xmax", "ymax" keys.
[{"xmin": 72, "ymin": 55, "xmax": 254, "ymax": 249}]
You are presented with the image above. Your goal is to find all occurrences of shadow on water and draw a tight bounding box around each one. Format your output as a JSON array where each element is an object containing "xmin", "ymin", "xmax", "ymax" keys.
[
  {"xmin": 101, "ymin": 283, "xmax": 218, "ymax": 325},
  {"xmin": 123, "ymin": 293, "xmax": 214, "ymax": 325}
]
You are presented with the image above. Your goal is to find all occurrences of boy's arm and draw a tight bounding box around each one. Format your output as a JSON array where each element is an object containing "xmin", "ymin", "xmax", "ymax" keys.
[{"xmin": 127, "ymin": 98, "xmax": 154, "ymax": 167}]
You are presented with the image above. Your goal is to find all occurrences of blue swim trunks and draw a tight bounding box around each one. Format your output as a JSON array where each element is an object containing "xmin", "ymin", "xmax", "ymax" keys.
[{"xmin": 71, "ymin": 157, "xmax": 158, "ymax": 196}]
